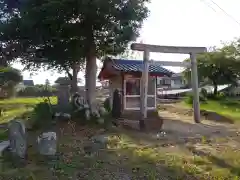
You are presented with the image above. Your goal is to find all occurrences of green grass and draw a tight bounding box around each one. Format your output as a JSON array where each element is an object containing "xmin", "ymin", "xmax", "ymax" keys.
[
  {"xmin": 0, "ymin": 129, "xmax": 8, "ymax": 141},
  {"xmin": 0, "ymin": 96, "xmax": 57, "ymax": 105},
  {"xmin": 0, "ymin": 107, "xmax": 32, "ymax": 124},
  {"xmin": 184, "ymin": 98, "xmax": 240, "ymax": 121},
  {"xmin": 0, "ymin": 96, "xmax": 57, "ymax": 124},
  {"xmin": 201, "ymin": 99, "xmax": 240, "ymax": 121}
]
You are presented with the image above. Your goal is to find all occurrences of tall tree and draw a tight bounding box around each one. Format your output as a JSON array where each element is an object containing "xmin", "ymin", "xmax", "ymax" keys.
[
  {"xmin": 183, "ymin": 49, "xmax": 240, "ymax": 95},
  {"xmin": 0, "ymin": 0, "xmax": 150, "ymax": 111}
]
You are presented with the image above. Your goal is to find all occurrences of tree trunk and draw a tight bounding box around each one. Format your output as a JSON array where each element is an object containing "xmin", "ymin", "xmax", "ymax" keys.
[
  {"xmin": 0, "ymin": 57, "xmax": 8, "ymax": 67},
  {"xmin": 85, "ymin": 45, "xmax": 97, "ymax": 111},
  {"xmin": 71, "ymin": 64, "xmax": 79, "ymax": 94},
  {"xmin": 213, "ymin": 82, "xmax": 218, "ymax": 95}
]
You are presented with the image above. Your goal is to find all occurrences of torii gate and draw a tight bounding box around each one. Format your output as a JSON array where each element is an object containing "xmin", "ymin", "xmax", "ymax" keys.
[{"xmin": 131, "ymin": 43, "xmax": 207, "ymax": 124}]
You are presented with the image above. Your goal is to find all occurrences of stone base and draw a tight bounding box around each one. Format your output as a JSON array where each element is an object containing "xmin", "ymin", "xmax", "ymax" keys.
[
  {"xmin": 144, "ymin": 118, "xmax": 164, "ymax": 131},
  {"xmin": 120, "ymin": 110, "xmax": 164, "ymax": 131},
  {"xmin": 121, "ymin": 119, "xmax": 163, "ymax": 131}
]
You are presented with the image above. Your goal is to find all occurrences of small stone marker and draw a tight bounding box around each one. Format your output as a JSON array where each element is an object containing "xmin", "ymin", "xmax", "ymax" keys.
[
  {"xmin": 85, "ymin": 109, "xmax": 90, "ymax": 120},
  {"xmin": 8, "ymin": 120, "xmax": 27, "ymax": 159},
  {"xmin": 92, "ymin": 134, "xmax": 109, "ymax": 149},
  {"xmin": 83, "ymin": 134, "xmax": 109, "ymax": 155},
  {"xmin": 92, "ymin": 134, "xmax": 108, "ymax": 143},
  {"xmin": 37, "ymin": 132, "xmax": 57, "ymax": 156}
]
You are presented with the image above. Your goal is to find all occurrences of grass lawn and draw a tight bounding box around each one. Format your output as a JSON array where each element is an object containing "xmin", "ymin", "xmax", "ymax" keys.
[
  {"xmin": 0, "ymin": 97, "xmax": 57, "ymax": 124},
  {"xmin": 183, "ymin": 98, "xmax": 240, "ymax": 122}
]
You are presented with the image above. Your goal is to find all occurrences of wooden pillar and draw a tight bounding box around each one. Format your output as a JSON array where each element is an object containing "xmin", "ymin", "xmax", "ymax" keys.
[
  {"xmin": 190, "ymin": 53, "xmax": 201, "ymax": 123},
  {"xmin": 140, "ymin": 50, "xmax": 149, "ymax": 128}
]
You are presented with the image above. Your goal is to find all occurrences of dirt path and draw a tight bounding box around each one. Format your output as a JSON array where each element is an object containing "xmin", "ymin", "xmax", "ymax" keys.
[{"xmin": 159, "ymin": 104, "xmax": 240, "ymax": 139}]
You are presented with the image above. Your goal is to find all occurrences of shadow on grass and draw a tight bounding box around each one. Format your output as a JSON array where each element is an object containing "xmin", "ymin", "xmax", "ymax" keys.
[
  {"xmin": 0, "ymin": 122, "xmax": 203, "ymax": 180},
  {"xmin": 218, "ymin": 99, "xmax": 240, "ymax": 108},
  {"xmin": 1, "ymin": 119, "xmax": 240, "ymax": 180},
  {"xmin": 187, "ymin": 146, "xmax": 240, "ymax": 177},
  {"xmin": 105, "ymin": 133, "xmax": 203, "ymax": 180}
]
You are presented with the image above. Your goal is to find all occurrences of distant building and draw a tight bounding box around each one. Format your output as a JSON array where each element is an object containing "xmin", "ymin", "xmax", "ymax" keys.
[
  {"xmin": 157, "ymin": 73, "xmax": 188, "ymax": 89},
  {"xmin": 15, "ymin": 80, "xmax": 34, "ymax": 91},
  {"xmin": 23, "ymin": 80, "xmax": 34, "ymax": 86}
]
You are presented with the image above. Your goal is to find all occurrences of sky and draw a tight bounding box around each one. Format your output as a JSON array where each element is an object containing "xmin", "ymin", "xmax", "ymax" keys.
[{"xmin": 12, "ymin": 0, "xmax": 240, "ymax": 85}]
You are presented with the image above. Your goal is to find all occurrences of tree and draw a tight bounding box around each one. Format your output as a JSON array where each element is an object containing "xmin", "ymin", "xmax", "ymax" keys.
[
  {"xmin": 0, "ymin": 66, "xmax": 22, "ymax": 97},
  {"xmin": 0, "ymin": 0, "xmax": 150, "ymax": 111},
  {"xmin": 183, "ymin": 48, "xmax": 240, "ymax": 95},
  {"xmin": 44, "ymin": 79, "xmax": 50, "ymax": 90},
  {"xmin": 45, "ymin": 79, "xmax": 50, "ymax": 86}
]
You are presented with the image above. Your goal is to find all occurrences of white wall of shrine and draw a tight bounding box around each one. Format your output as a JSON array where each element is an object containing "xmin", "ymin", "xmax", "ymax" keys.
[{"xmin": 108, "ymin": 74, "xmax": 156, "ymax": 111}]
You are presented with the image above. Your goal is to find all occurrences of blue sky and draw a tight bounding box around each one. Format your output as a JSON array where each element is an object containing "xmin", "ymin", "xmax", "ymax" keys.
[{"xmin": 12, "ymin": 0, "xmax": 240, "ymax": 85}]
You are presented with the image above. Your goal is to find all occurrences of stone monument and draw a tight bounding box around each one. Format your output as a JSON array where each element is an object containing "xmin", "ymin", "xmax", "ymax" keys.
[
  {"xmin": 37, "ymin": 132, "xmax": 57, "ymax": 156},
  {"xmin": 8, "ymin": 120, "xmax": 27, "ymax": 159},
  {"xmin": 57, "ymin": 85, "xmax": 70, "ymax": 108}
]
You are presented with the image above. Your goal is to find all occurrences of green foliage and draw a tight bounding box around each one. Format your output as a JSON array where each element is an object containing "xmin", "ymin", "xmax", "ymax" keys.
[
  {"xmin": 185, "ymin": 94, "xmax": 193, "ymax": 104},
  {"xmin": 0, "ymin": 129, "xmax": 8, "ymax": 141},
  {"xmin": 17, "ymin": 85, "xmax": 57, "ymax": 97},
  {"xmin": 183, "ymin": 44, "xmax": 240, "ymax": 95},
  {"xmin": 185, "ymin": 93, "xmax": 207, "ymax": 105},
  {"xmin": 218, "ymin": 92, "xmax": 226, "ymax": 99},
  {"xmin": 0, "ymin": 66, "xmax": 22, "ymax": 98},
  {"xmin": 31, "ymin": 101, "xmax": 53, "ymax": 130},
  {"xmin": 0, "ymin": 67, "xmax": 22, "ymax": 85},
  {"xmin": 1, "ymin": 0, "xmax": 150, "ymax": 103},
  {"xmin": 207, "ymin": 92, "xmax": 226, "ymax": 100},
  {"xmin": 0, "ymin": 0, "xmax": 150, "ymax": 81},
  {"xmin": 103, "ymin": 97, "xmax": 111, "ymax": 112},
  {"xmin": 200, "ymin": 88, "xmax": 208, "ymax": 98}
]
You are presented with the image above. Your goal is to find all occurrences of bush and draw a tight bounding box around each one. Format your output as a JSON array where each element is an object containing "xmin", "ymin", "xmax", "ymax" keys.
[
  {"xmin": 30, "ymin": 101, "xmax": 53, "ymax": 130},
  {"xmin": 103, "ymin": 97, "xmax": 111, "ymax": 112},
  {"xmin": 185, "ymin": 94, "xmax": 193, "ymax": 104},
  {"xmin": 17, "ymin": 85, "xmax": 57, "ymax": 97},
  {"xmin": 185, "ymin": 93, "xmax": 207, "ymax": 105},
  {"xmin": 0, "ymin": 129, "xmax": 8, "ymax": 141},
  {"xmin": 218, "ymin": 92, "xmax": 226, "ymax": 99},
  {"xmin": 200, "ymin": 88, "xmax": 208, "ymax": 98},
  {"xmin": 207, "ymin": 92, "xmax": 226, "ymax": 100}
]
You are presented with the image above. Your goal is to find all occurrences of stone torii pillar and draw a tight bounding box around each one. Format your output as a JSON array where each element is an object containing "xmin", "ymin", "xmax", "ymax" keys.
[{"xmin": 131, "ymin": 43, "xmax": 206, "ymax": 124}]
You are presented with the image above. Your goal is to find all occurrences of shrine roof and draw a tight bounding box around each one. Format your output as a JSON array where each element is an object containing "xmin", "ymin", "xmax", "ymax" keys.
[
  {"xmin": 98, "ymin": 58, "xmax": 173, "ymax": 80},
  {"xmin": 111, "ymin": 59, "xmax": 173, "ymax": 75}
]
